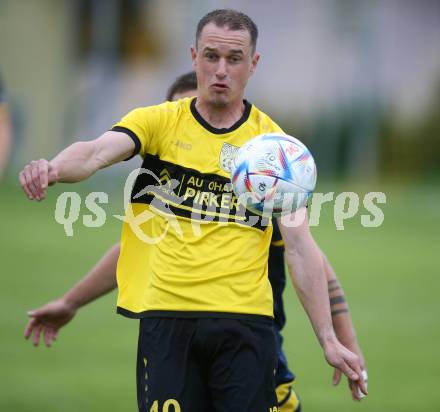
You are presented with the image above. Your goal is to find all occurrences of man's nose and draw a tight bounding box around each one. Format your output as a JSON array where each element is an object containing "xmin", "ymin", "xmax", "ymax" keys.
[{"xmin": 215, "ymin": 58, "xmax": 227, "ymax": 78}]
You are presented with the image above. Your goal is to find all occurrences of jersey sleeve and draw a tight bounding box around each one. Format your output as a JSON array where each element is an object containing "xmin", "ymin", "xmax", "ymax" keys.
[
  {"xmin": 269, "ymin": 120, "xmax": 285, "ymax": 135},
  {"xmin": 111, "ymin": 104, "xmax": 165, "ymax": 158},
  {"xmin": 260, "ymin": 110, "xmax": 285, "ymax": 135}
]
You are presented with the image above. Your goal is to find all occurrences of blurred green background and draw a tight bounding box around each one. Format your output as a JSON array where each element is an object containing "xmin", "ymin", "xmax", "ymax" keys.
[
  {"xmin": 1, "ymin": 0, "xmax": 439, "ymax": 411},
  {"xmin": 1, "ymin": 178, "xmax": 439, "ymax": 411}
]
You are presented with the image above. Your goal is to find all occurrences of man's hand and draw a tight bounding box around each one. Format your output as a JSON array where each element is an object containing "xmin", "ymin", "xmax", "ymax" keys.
[
  {"xmin": 332, "ymin": 341, "xmax": 366, "ymax": 384},
  {"xmin": 324, "ymin": 339, "xmax": 368, "ymax": 401},
  {"xmin": 19, "ymin": 159, "xmax": 58, "ymax": 201},
  {"xmin": 332, "ymin": 343, "xmax": 367, "ymax": 400},
  {"xmin": 24, "ymin": 299, "xmax": 77, "ymax": 347}
]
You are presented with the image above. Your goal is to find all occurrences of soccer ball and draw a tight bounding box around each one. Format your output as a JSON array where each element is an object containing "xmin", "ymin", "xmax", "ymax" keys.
[{"xmin": 231, "ymin": 133, "xmax": 317, "ymax": 217}]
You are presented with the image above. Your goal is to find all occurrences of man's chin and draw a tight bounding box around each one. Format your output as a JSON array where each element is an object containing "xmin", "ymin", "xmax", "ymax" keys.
[{"xmin": 208, "ymin": 94, "xmax": 229, "ymax": 108}]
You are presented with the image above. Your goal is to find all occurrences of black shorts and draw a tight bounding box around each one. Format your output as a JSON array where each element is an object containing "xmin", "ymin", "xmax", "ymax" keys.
[{"xmin": 136, "ymin": 316, "xmax": 278, "ymax": 412}]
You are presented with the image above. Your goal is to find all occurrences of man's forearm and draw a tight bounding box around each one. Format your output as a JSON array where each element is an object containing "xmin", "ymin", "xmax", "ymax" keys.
[
  {"xmin": 50, "ymin": 131, "xmax": 137, "ymax": 183},
  {"xmin": 285, "ymin": 243, "xmax": 336, "ymax": 346},
  {"xmin": 63, "ymin": 244, "xmax": 120, "ymax": 310},
  {"xmin": 280, "ymin": 212, "xmax": 336, "ymax": 347},
  {"xmin": 50, "ymin": 141, "xmax": 104, "ymax": 183},
  {"xmin": 323, "ymin": 255, "xmax": 361, "ymax": 352}
]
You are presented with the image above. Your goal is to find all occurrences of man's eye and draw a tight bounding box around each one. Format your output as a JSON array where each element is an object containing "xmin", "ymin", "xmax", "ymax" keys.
[
  {"xmin": 206, "ymin": 53, "xmax": 217, "ymax": 61},
  {"xmin": 229, "ymin": 56, "xmax": 241, "ymax": 63}
]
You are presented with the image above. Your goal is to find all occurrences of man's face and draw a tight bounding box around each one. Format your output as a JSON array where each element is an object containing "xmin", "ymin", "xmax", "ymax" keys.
[{"xmin": 191, "ymin": 23, "xmax": 260, "ymax": 107}]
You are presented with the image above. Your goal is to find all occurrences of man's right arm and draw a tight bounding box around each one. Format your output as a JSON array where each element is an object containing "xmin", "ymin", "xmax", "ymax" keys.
[
  {"xmin": 24, "ymin": 243, "xmax": 120, "ymax": 347},
  {"xmin": 19, "ymin": 130, "xmax": 136, "ymax": 200}
]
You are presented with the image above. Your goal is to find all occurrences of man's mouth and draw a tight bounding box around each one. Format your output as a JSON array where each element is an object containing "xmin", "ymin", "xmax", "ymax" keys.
[{"xmin": 211, "ymin": 83, "xmax": 228, "ymax": 90}]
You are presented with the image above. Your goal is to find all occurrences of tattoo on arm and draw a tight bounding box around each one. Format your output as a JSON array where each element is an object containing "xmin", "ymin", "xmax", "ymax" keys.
[
  {"xmin": 330, "ymin": 295, "xmax": 346, "ymax": 305},
  {"xmin": 331, "ymin": 308, "xmax": 349, "ymax": 316},
  {"xmin": 328, "ymin": 278, "xmax": 349, "ymax": 317}
]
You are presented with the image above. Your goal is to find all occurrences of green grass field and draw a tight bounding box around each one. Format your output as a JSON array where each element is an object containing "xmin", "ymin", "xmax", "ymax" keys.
[{"xmin": 1, "ymin": 178, "xmax": 439, "ymax": 411}]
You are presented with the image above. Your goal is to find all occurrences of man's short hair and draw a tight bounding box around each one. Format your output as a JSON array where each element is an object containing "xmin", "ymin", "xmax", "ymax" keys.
[
  {"xmin": 196, "ymin": 9, "xmax": 258, "ymax": 54},
  {"xmin": 166, "ymin": 71, "xmax": 197, "ymax": 101}
]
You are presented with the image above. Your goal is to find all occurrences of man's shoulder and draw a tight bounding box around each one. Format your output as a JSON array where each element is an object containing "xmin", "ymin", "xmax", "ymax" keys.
[
  {"xmin": 136, "ymin": 97, "xmax": 191, "ymax": 115},
  {"xmin": 248, "ymin": 103, "xmax": 284, "ymax": 133},
  {"xmin": 120, "ymin": 98, "xmax": 192, "ymax": 126}
]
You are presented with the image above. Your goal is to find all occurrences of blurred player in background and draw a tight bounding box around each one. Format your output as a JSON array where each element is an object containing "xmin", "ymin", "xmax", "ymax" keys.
[
  {"xmin": 24, "ymin": 70, "xmax": 366, "ymax": 411},
  {"xmin": 0, "ymin": 72, "xmax": 12, "ymax": 181},
  {"xmin": 20, "ymin": 9, "xmax": 367, "ymax": 411}
]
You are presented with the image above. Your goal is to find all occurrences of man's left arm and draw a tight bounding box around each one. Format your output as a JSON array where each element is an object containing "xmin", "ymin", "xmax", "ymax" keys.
[{"xmin": 277, "ymin": 209, "xmax": 367, "ymax": 400}]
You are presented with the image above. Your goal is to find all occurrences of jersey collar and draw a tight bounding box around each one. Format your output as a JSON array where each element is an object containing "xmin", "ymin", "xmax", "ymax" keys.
[{"xmin": 190, "ymin": 98, "xmax": 252, "ymax": 135}]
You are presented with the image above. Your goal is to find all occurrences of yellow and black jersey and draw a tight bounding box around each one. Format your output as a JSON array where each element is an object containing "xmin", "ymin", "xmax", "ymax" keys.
[{"xmin": 112, "ymin": 97, "xmax": 285, "ymax": 319}]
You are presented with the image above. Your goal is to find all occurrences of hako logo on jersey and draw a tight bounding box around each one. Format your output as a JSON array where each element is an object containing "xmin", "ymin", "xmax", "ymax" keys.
[{"xmin": 219, "ymin": 142, "xmax": 239, "ymax": 173}]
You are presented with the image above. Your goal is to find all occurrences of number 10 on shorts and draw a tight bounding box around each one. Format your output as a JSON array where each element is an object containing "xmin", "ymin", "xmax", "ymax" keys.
[{"xmin": 149, "ymin": 399, "xmax": 181, "ymax": 412}]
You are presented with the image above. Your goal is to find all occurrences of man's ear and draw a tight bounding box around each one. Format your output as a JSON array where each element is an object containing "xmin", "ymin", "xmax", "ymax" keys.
[
  {"xmin": 250, "ymin": 52, "xmax": 260, "ymax": 76},
  {"xmin": 191, "ymin": 46, "xmax": 197, "ymax": 70}
]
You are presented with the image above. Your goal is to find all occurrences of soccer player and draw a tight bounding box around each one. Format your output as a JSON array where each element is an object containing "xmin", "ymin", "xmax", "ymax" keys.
[
  {"xmin": 20, "ymin": 9, "xmax": 367, "ymax": 411},
  {"xmin": 0, "ymin": 72, "xmax": 12, "ymax": 181},
  {"xmin": 25, "ymin": 71, "xmax": 366, "ymax": 411}
]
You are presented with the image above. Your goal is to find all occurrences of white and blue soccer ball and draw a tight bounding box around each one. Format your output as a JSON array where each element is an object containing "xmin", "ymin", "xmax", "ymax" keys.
[{"xmin": 231, "ymin": 133, "xmax": 317, "ymax": 217}]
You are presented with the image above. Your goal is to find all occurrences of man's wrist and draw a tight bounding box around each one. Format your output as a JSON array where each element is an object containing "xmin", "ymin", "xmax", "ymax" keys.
[
  {"xmin": 337, "ymin": 335, "xmax": 357, "ymax": 350},
  {"xmin": 61, "ymin": 294, "xmax": 80, "ymax": 312},
  {"xmin": 48, "ymin": 160, "xmax": 60, "ymax": 184},
  {"xmin": 318, "ymin": 328, "xmax": 338, "ymax": 349},
  {"xmin": 343, "ymin": 339, "xmax": 363, "ymax": 359}
]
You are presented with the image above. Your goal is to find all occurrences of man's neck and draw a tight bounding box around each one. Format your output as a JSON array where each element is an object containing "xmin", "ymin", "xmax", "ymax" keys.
[{"xmin": 195, "ymin": 98, "xmax": 245, "ymax": 130}]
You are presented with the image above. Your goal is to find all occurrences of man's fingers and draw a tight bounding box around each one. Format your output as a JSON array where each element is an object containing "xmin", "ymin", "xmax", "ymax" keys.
[
  {"xmin": 25, "ymin": 165, "xmax": 40, "ymax": 199},
  {"xmin": 24, "ymin": 324, "xmax": 32, "ymax": 339},
  {"xmin": 22, "ymin": 165, "xmax": 39, "ymax": 199},
  {"xmin": 24, "ymin": 318, "xmax": 37, "ymax": 339},
  {"xmin": 348, "ymin": 372, "xmax": 368, "ymax": 401},
  {"xmin": 27, "ymin": 308, "xmax": 42, "ymax": 318},
  {"xmin": 344, "ymin": 352, "xmax": 364, "ymax": 382},
  {"xmin": 32, "ymin": 325, "xmax": 42, "ymax": 347},
  {"xmin": 19, "ymin": 171, "xmax": 33, "ymax": 199},
  {"xmin": 19, "ymin": 159, "xmax": 52, "ymax": 200},
  {"xmin": 358, "ymin": 371, "xmax": 368, "ymax": 396},
  {"xmin": 44, "ymin": 328, "xmax": 54, "ymax": 347},
  {"xmin": 332, "ymin": 368, "xmax": 341, "ymax": 385},
  {"xmin": 349, "ymin": 379, "xmax": 361, "ymax": 401},
  {"xmin": 30, "ymin": 161, "xmax": 43, "ymax": 199},
  {"xmin": 38, "ymin": 159, "xmax": 49, "ymax": 190},
  {"xmin": 327, "ymin": 345, "xmax": 367, "ymax": 401},
  {"xmin": 37, "ymin": 159, "xmax": 49, "ymax": 199},
  {"xmin": 338, "ymin": 360, "xmax": 359, "ymax": 381}
]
